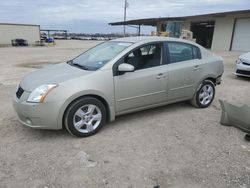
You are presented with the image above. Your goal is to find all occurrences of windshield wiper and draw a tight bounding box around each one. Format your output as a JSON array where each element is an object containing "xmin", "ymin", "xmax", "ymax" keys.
[
  {"xmin": 68, "ymin": 60, "xmax": 89, "ymax": 70},
  {"xmin": 72, "ymin": 63, "xmax": 89, "ymax": 70}
]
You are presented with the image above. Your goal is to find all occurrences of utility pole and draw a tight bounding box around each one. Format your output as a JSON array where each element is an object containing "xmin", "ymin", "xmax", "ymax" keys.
[{"xmin": 124, "ymin": 0, "xmax": 128, "ymax": 37}]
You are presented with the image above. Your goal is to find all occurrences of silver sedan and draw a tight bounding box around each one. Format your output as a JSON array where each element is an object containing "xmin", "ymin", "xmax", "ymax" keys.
[{"xmin": 13, "ymin": 37, "xmax": 224, "ymax": 137}]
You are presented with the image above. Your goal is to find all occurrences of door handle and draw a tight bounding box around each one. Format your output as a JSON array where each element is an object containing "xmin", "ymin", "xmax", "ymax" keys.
[
  {"xmin": 156, "ymin": 73, "xmax": 164, "ymax": 79},
  {"xmin": 194, "ymin": 65, "xmax": 201, "ymax": 71}
]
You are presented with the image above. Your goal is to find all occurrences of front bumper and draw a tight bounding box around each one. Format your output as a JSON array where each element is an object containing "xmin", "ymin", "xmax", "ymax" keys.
[
  {"xmin": 234, "ymin": 63, "xmax": 250, "ymax": 77},
  {"xmin": 219, "ymin": 99, "xmax": 250, "ymax": 132},
  {"xmin": 12, "ymin": 91, "xmax": 63, "ymax": 130}
]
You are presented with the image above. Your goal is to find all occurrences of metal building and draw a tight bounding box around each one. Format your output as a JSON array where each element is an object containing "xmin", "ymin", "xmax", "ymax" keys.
[
  {"xmin": 110, "ymin": 9, "xmax": 250, "ymax": 51},
  {"xmin": 0, "ymin": 23, "xmax": 40, "ymax": 46}
]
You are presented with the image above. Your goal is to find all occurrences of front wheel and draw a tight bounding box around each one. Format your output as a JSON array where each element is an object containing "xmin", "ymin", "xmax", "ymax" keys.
[
  {"xmin": 190, "ymin": 80, "xmax": 215, "ymax": 108},
  {"xmin": 64, "ymin": 97, "xmax": 106, "ymax": 137}
]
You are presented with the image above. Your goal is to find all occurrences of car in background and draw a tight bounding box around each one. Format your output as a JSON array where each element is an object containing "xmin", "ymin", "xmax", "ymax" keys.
[
  {"xmin": 13, "ymin": 37, "xmax": 224, "ymax": 137},
  {"xmin": 11, "ymin": 39, "xmax": 28, "ymax": 46},
  {"xmin": 235, "ymin": 52, "xmax": 250, "ymax": 77},
  {"xmin": 45, "ymin": 37, "xmax": 55, "ymax": 43}
]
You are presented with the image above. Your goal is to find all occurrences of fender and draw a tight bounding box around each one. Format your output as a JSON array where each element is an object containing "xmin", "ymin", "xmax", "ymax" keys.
[{"xmin": 56, "ymin": 90, "xmax": 115, "ymax": 129}]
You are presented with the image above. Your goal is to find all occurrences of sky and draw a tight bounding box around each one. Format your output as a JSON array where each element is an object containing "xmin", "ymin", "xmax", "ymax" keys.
[{"xmin": 0, "ymin": 0, "xmax": 250, "ymax": 34}]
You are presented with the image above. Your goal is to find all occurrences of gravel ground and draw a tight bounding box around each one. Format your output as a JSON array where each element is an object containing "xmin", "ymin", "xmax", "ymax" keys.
[{"xmin": 0, "ymin": 40, "xmax": 249, "ymax": 188}]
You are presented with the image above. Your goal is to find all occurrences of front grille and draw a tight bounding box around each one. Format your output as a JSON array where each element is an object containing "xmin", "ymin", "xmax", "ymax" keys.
[
  {"xmin": 16, "ymin": 86, "xmax": 24, "ymax": 99},
  {"xmin": 242, "ymin": 62, "xmax": 250, "ymax": 66},
  {"xmin": 236, "ymin": 69, "xmax": 250, "ymax": 76}
]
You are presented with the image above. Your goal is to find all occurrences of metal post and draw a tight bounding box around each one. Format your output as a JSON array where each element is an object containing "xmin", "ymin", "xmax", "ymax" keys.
[
  {"xmin": 138, "ymin": 25, "xmax": 141, "ymax": 36},
  {"xmin": 123, "ymin": 0, "xmax": 127, "ymax": 37}
]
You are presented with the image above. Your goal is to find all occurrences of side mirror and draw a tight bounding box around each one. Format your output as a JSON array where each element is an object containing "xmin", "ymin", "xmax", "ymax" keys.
[{"xmin": 118, "ymin": 63, "xmax": 134, "ymax": 72}]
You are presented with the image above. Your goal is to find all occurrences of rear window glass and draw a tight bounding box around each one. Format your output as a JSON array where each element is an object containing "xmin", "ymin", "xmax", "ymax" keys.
[
  {"xmin": 193, "ymin": 46, "xmax": 201, "ymax": 59},
  {"xmin": 168, "ymin": 42, "xmax": 201, "ymax": 63}
]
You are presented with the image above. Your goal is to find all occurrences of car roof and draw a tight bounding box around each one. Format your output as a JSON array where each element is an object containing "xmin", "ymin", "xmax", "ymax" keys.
[{"xmin": 111, "ymin": 36, "xmax": 198, "ymax": 46}]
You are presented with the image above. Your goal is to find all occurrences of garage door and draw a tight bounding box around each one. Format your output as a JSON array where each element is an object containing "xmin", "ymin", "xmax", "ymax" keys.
[{"xmin": 231, "ymin": 18, "xmax": 250, "ymax": 51}]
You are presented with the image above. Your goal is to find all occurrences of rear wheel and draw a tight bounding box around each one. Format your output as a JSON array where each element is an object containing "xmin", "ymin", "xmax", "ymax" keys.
[
  {"xmin": 190, "ymin": 80, "xmax": 215, "ymax": 108},
  {"xmin": 64, "ymin": 97, "xmax": 106, "ymax": 137}
]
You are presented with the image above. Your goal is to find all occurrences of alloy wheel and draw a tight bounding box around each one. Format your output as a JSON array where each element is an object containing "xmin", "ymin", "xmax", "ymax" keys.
[
  {"xmin": 198, "ymin": 84, "xmax": 214, "ymax": 106},
  {"xmin": 73, "ymin": 104, "xmax": 102, "ymax": 133}
]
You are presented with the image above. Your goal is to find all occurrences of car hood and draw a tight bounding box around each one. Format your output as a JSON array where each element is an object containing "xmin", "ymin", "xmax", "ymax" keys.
[
  {"xmin": 239, "ymin": 52, "xmax": 250, "ymax": 63},
  {"xmin": 20, "ymin": 63, "xmax": 91, "ymax": 92}
]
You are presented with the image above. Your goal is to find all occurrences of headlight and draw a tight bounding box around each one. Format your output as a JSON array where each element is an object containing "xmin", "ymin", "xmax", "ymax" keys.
[
  {"xmin": 236, "ymin": 59, "xmax": 242, "ymax": 64},
  {"xmin": 27, "ymin": 84, "xmax": 58, "ymax": 103}
]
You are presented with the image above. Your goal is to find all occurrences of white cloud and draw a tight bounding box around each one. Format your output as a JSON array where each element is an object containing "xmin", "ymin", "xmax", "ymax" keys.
[{"xmin": 0, "ymin": 0, "xmax": 249, "ymax": 32}]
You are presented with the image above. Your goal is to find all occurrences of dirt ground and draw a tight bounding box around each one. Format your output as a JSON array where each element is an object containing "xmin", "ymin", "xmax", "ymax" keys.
[{"xmin": 0, "ymin": 40, "xmax": 249, "ymax": 188}]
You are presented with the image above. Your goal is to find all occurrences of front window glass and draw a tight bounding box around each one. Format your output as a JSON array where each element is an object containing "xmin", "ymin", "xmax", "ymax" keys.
[
  {"xmin": 70, "ymin": 41, "xmax": 132, "ymax": 70},
  {"xmin": 125, "ymin": 43, "xmax": 162, "ymax": 70}
]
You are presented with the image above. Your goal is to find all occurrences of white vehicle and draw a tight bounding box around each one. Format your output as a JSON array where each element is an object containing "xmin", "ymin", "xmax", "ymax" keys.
[{"xmin": 235, "ymin": 52, "xmax": 250, "ymax": 77}]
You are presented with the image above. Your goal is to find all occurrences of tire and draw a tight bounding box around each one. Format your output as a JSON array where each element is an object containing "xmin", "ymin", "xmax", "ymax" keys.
[
  {"xmin": 245, "ymin": 134, "xmax": 250, "ymax": 141},
  {"xmin": 64, "ymin": 97, "xmax": 106, "ymax": 137},
  {"xmin": 190, "ymin": 80, "xmax": 215, "ymax": 108}
]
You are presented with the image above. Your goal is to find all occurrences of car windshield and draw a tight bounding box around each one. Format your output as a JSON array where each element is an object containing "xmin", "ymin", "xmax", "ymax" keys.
[{"xmin": 69, "ymin": 41, "xmax": 132, "ymax": 70}]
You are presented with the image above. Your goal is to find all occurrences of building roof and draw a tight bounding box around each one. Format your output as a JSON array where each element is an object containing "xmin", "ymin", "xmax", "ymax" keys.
[
  {"xmin": 0, "ymin": 23, "xmax": 40, "ymax": 27},
  {"xmin": 109, "ymin": 9, "xmax": 250, "ymax": 26}
]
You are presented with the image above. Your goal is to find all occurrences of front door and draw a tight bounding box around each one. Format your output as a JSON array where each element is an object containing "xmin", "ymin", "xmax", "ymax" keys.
[{"xmin": 114, "ymin": 43, "xmax": 168, "ymax": 113}]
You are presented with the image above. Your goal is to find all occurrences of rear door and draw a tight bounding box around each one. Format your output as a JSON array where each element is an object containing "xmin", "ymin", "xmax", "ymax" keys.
[{"xmin": 166, "ymin": 41, "xmax": 202, "ymax": 101}]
